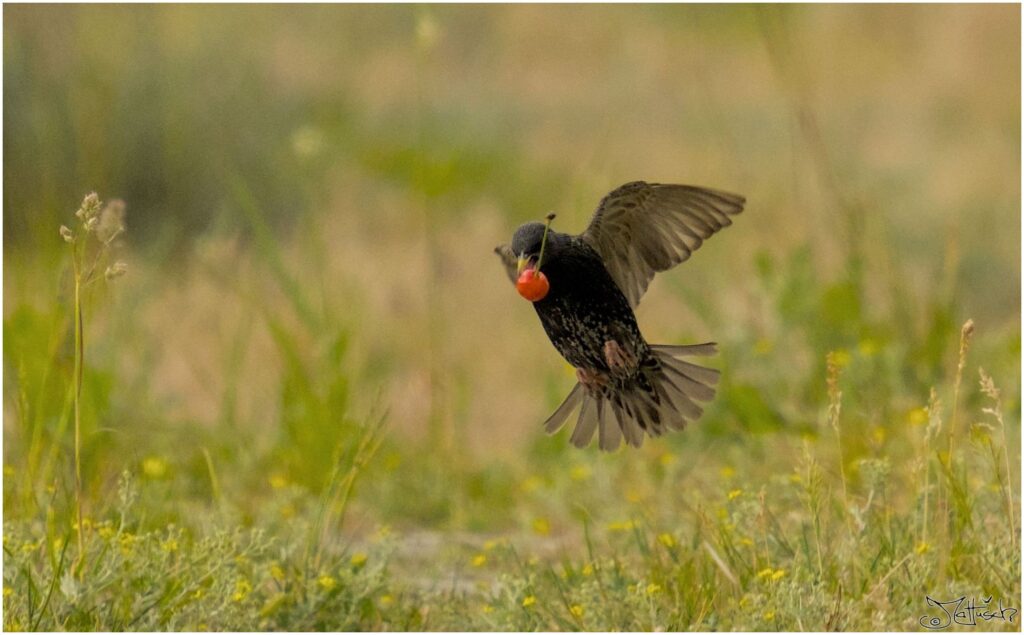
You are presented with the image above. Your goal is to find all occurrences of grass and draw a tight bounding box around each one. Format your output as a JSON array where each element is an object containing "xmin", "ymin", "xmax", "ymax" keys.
[{"xmin": 3, "ymin": 4, "xmax": 1020, "ymax": 632}]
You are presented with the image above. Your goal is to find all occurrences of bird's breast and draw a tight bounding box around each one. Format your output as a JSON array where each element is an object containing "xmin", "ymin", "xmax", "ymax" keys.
[{"xmin": 532, "ymin": 252, "xmax": 646, "ymax": 372}]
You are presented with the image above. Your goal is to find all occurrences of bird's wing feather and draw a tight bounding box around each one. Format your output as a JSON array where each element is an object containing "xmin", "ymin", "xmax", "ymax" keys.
[
  {"xmin": 494, "ymin": 243, "xmax": 519, "ymax": 284},
  {"xmin": 581, "ymin": 181, "xmax": 745, "ymax": 307}
]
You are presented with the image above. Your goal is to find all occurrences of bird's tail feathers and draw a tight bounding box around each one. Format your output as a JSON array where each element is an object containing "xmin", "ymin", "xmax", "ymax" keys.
[{"xmin": 542, "ymin": 342, "xmax": 720, "ymax": 451}]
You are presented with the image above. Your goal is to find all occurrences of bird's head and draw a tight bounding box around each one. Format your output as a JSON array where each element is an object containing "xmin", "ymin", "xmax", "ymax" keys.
[{"xmin": 510, "ymin": 221, "xmax": 567, "ymax": 274}]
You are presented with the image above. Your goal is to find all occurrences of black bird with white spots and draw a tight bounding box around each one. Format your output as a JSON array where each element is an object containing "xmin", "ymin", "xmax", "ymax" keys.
[{"xmin": 496, "ymin": 181, "xmax": 745, "ymax": 451}]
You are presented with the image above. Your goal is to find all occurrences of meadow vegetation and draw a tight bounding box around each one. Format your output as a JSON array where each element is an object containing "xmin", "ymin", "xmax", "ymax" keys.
[{"xmin": 3, "ymin": 5, "xmax": 1020, "ymax": 630}]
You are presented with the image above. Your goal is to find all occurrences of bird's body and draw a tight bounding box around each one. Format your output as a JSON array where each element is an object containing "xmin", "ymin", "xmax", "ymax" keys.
[
  {"xmin": 496, "ymin": 181, "xmax": 745, "ymax": 450},
  {"xmin": 530, "ymin": 236, "xmax": 645, "ymax": 372}
]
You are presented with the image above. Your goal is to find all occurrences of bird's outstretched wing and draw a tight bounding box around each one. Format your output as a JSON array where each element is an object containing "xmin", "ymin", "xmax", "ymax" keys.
[
  {"xmin": 581, "ymin": 181, "xmax": 745, "ymax": 307},
  {"xmin": 494, "ymin": 243, "xmax": 519, "ymax": 284}
]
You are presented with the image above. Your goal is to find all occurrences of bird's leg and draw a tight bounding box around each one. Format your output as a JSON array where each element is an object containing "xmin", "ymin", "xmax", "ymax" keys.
[
  {"xmin": 603, "ymin": 340, "xmax": 637, "ymax": 375},
  {"xmin": 576, "ymin": 367, "xmax": 608, "ymax": 396}
]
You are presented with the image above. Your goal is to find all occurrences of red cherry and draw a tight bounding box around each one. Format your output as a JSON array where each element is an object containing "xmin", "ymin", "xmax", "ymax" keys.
[{"xmin": 516, "ymin": 268, "xmax": 550, "ymax": 302}]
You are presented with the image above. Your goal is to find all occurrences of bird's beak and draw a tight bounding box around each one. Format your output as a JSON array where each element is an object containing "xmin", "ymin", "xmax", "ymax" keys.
[{"xmin": 517, "ymin": 255, "xmax": 528, "ymax": 275}]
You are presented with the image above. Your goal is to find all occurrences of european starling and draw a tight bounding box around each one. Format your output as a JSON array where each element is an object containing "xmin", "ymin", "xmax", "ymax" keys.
[{"xmin": 495, "ymin": 181, "xmax": 745, "ymax": 450}]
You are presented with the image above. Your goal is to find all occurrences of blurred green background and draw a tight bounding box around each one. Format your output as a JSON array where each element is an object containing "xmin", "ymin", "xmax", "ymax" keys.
[{"xmin": 2, "ymin": 4, "xmax": 1020, "ymax": 630}]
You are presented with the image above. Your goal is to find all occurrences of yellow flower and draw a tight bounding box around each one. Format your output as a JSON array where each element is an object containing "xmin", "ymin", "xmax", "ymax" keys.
[
  {"xmin": 659, "ymin": 452, "xmax": 676, "ymax": 467},
  {"xmin": 915, "ymin": 541, "xmax": 931, "ymax": 555},
  {"xmin": 350, "ymin": 552, "xmax": 368, "ymax": 568},
  {"xmin": 581, "ymin": 564, "xmax": 594, "ymax": 576},
  {"xmin": 72, "ymin": 517, "xmax": 92, "ymax": 531},
  {"xmin": 269, "ymin": 474, "xmax": 288, "ymax": 489},
  {"xmin": 522, "ymin": 595, "xmax": 536, "ymax": 608},
  {"xmin": 757, "ymin": 568, "xmax": 774, "ymax": 579},
  {"xmin": 379, "ymin": 594, "xmax": 395, "ymax": 607},
  {"xmin": 728, "ymin": 489, "xmax": 743, "ymax": 501},
  {"xmin": 607, "ymin": 520, "xmax": 634, "ymax": 532},
  {"xmin": 788, "ymin": 473, "xmax": 802, "ymax": 484},
  {"xmin": 472, "ymin": 554, "xmax": 487, "ymax": 567},
  {"xmin": 532, "ymin": 518, "xmax": 551, "ymax": 536},
  {"xmin": 119, "ymin": 533, "xmax": 137, "ymax": 555},
  {"xmin": 98, "ymin": 525, "xmax": 115, "ymax": 540},
  {"xmin": 657, "ymin": 533, "xmax": 676, "ymax": 549},
  {"xmin": 161, "ymin": 539, "xmax": 179, "ymax": 553},
  {"xmin": 570, "ymin": 604, "xmax": 584, "ymax": 618},
  {"xmin": 520, "ymin": 476, "xmax": 543, "ymax": 493},
  {"xmin": 771, "ymin": 569, "xmax": 786, "ymax": 581},
  {"xmin": 625, "ymin": 488, "xmax": 644, "ymax": 503},
  {"xmin": 570, "ymin": 465, "xmax": 591, "ymax": 481},
  {"xmin": 482, "ymin": 604, "xmax": 494, "ymax": 613},
  {"xmin": 3, "ymin": 586, "xmax": 12, "ymax": 598},
  {"xmin": 739, "ymin": 537, "xmax": 754, "ymax": 547},
  {"xmin": 872, "ymin": 426, "xmax": 886, "ymax": 445},
  {"xmin": 318, "ymin": 575, "xmax": 337, "ymax": 591},
  {"xmin": 142, "ymin": 456, "xmax": 168, "ymax": 479},
  {"xmin": 906, "ymin": 408, "xmax": 928, "ymax": 426},
  {"xmin": 270, "ymin": 564, "xmax": 286, "ymax": 582},
  {"xmin": 232, "ymin": 578, "xmax": 251, "ymax": 602},
  {"xmin": 646, "ymin": 583, "xmax": 662, "ymax": 595},
  {"xmin": 763, "ymin": 611, "xmax": 775, "ymax": 621}
]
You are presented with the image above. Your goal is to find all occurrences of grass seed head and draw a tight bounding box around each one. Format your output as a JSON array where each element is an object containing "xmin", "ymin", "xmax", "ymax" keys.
[
  {"xmin": 105, "ymin": 261, "xmax": 128, "ymax": 280},
  {"xmin": 75, "ymin": 192, "xmax": 101, "ymax": 223},
  {"xmin": 97, "ymin": 199, "xmax": 127, "ymax": 243}
]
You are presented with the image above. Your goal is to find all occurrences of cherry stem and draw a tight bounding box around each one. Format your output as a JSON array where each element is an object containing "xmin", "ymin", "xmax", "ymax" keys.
[{"xmin": 534, "ymin": 213, "xmax": 556, "ymax": 274}]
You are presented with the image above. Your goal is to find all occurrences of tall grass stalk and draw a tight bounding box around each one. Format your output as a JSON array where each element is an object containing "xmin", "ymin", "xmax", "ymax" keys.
[
  {"xmin": 937, "ymin": 319, "xmax": 974, "ymax": 557},
  {"xmin": 798, "ymin": 438, "xmax": 825, "ymax": 580},
  {"xmin": 978, "ymin": 368, "xmax": 1016, "ymax": 550},
  {"xmin": 71, "ymin": 241, "xmax": 85, "ymax": 570},
  {"xmin": 946, "ymin": 319, "xmax": 974, "ymax": 462},
  {"xmin": 59, "ymin": 193, "xmax": 127, "ymax": 574},
  {"xmin": 826, "ymin": 351, "xmax": 851, "ymax": 536},
  {"xmin": 306, "ymin": 411, "xmax": 388, "ymax": 572},
  {"xmin": 920, "ymin": 388, "xmax": 942, "ymax": 551}
]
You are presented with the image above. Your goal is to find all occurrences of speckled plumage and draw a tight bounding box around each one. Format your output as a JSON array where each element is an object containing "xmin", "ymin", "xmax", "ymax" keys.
[
  {"xmin": 530, "ymin": 236, "xmax": 645, "ymax": 372},
  {"xmin": 496, "ymin": 181, "xmax": 745, "ymax": 450}
]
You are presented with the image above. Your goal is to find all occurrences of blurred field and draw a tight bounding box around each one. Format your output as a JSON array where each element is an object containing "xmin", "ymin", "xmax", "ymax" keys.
[{"xmin": 3, "ymin": 4, "xmax": 1020, "ymax": 631}]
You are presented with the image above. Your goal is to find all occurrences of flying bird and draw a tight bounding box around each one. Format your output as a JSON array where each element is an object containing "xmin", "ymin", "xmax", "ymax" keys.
[{"xmin": 495, "ymin": 181, "xmax": 745, "ymax": 450}]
